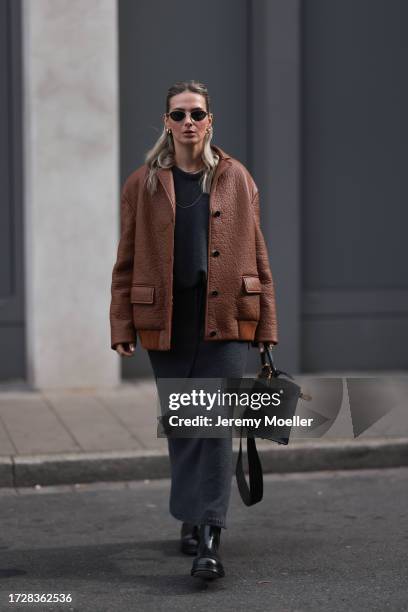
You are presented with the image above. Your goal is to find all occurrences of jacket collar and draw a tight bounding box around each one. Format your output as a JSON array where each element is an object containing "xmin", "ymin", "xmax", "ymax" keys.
[{"xmin": 156, "ymin": 144, "xmax": 232, "ymax": 215}]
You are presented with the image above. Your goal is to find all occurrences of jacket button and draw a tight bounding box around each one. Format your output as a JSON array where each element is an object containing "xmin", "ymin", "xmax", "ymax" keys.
[
  {"xmin": 213, "ymin": 210, "xmax": 221, "ymax": 217},
  {"xmin": 210, "ymin": 330, "xmax": 217, "ymax": 337},
  {"xmin": 212, "ymin": 250, "xmax": 220, "ymax": 257},
  {"xmin": 211, "ymin": 290, "xmax": 218, "ymax": 296}
]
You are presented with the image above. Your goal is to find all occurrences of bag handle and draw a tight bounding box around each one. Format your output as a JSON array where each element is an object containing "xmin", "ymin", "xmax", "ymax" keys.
[
  {"xmin": 259, "ymin": 345, "xmax": 294, "ymax": 380},
  {"xmin": 260, "ymin": 346, "xmax": 313, "ymax": 401}
]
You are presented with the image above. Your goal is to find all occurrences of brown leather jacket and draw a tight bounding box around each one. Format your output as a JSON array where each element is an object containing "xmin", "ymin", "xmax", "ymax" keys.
[{"xmin": 110, "ymin": 144, "xmax": 278, "ymax": 351}]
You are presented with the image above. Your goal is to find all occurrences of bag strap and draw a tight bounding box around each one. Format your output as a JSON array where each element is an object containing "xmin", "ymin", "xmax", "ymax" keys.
[
  {"xmin": 235, "ymin": 346, "xmax": 299, "ymax": 507},
  {"xmin": 235, "ymin": 425, "xmax": 263, "ymax": 506}
]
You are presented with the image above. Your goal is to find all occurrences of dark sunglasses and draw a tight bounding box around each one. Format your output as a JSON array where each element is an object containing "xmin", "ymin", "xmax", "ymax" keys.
[{"xmin": 167, "ymin": 109, "xmax": 208, "ymax": 122}]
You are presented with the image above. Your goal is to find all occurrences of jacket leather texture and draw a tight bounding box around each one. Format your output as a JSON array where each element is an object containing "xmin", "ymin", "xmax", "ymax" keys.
[{"xmin": 110, "ymin": 144, "xmax": 278, "ymax": 351}]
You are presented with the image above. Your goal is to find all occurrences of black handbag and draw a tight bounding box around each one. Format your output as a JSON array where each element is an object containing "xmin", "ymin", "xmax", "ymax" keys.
[{"xmin": 235, "ymin": 345, "xmax": 311, "ymax": 506}]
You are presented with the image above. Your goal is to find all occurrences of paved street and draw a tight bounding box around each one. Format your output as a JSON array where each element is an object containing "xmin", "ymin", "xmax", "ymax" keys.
[{"xmin": 0, "ymin": 467, "xmax": 407, "ymax": 612}]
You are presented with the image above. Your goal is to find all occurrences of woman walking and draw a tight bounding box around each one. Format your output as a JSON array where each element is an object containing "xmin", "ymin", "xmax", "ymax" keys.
[{"xmin": 109, "ymin": 80, "xmax": 278, "ymax": 580}]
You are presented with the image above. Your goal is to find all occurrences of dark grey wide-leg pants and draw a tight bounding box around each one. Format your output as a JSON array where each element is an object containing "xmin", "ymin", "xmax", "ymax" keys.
[{"xmin": 147, "ymin": 281, "xmax": 250, "ymax": 529}]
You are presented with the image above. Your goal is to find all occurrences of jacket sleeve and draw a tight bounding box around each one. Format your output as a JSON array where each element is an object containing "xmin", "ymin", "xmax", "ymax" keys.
[
  {"xmin": 250, "ymin": 189, "xmax": 279, "ymax": 347},
  {"xmin": 109, "ymin": 190, "xmax": 137, "ymax": 351}
]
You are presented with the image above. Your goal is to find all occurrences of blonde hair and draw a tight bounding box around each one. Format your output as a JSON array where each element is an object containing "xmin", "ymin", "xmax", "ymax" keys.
[{"xmin": 144, "ymin": 80, "xmax": 220, "ymax": 196}]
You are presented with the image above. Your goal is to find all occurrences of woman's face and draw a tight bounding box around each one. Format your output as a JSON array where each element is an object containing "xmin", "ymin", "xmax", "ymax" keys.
[{"xmin": 163, "ymin": 91, "xmax": 213, "ymax": 148}]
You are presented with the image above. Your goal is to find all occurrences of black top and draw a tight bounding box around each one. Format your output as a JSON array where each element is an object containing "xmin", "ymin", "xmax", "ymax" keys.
[{"xmin": 172, "ymin": 165, "xmax": 209, "ymax": 290}]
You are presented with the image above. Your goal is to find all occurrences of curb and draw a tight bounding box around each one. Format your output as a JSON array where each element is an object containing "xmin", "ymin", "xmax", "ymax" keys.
[{"xmin": 1, "ymin": 438, "xmax": 408, "ymax": 488}]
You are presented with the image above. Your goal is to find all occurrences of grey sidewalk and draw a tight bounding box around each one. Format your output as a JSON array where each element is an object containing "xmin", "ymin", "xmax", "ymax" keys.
[{"xmin": 1, "ymin": 373, "xmax": 408, "ymax": 488}]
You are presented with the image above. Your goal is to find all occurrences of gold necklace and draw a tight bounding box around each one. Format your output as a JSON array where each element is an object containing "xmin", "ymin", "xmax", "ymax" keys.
[
  {"xmin": 175, "ymin": 165, "xmax": 205, "ymax": 174},
  {"xmin": 176, "ymin": 193, "xmax": 203, "ymax": 208}
]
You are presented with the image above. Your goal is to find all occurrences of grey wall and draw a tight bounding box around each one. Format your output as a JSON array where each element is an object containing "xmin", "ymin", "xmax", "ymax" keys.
[
  {"xmin": 301, "ymin": 0, "xmax": 408, "ymax": 371},
  {"xmin": 250, "ymin": 0, "xmax": 301, "ymax": 374},
  {"xmin": 0, "ymin": 0, "xmax": 25, "ymax": 383}
]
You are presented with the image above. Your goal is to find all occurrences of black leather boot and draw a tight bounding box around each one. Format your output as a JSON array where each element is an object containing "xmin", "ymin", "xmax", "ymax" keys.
[
  {"xmin": 191, "ymin": 524, "xmax": 225, "ymax": 579},
  {"xmin": 180, "ymin": 522, "xmax": 199, "ymax": 555}
]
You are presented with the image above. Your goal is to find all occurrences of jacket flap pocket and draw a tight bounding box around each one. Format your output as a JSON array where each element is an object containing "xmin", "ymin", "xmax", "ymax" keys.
[
  {"xmin": 131, "ymin": 285, "xmax": 155, "ymax": 304},
  {"xmin": 242, "ymin": 275, "xmax": 262, "ymax": 294}
]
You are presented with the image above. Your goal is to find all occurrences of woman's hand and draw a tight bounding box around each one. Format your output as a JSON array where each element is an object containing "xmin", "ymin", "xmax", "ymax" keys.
[
  {"xmin": 114, "ymin": 342, "xmax": 136, "ymax": 357},
  {"xmin": 257, "ymin": 342, "xmax": 275, "ymax": 353}
]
